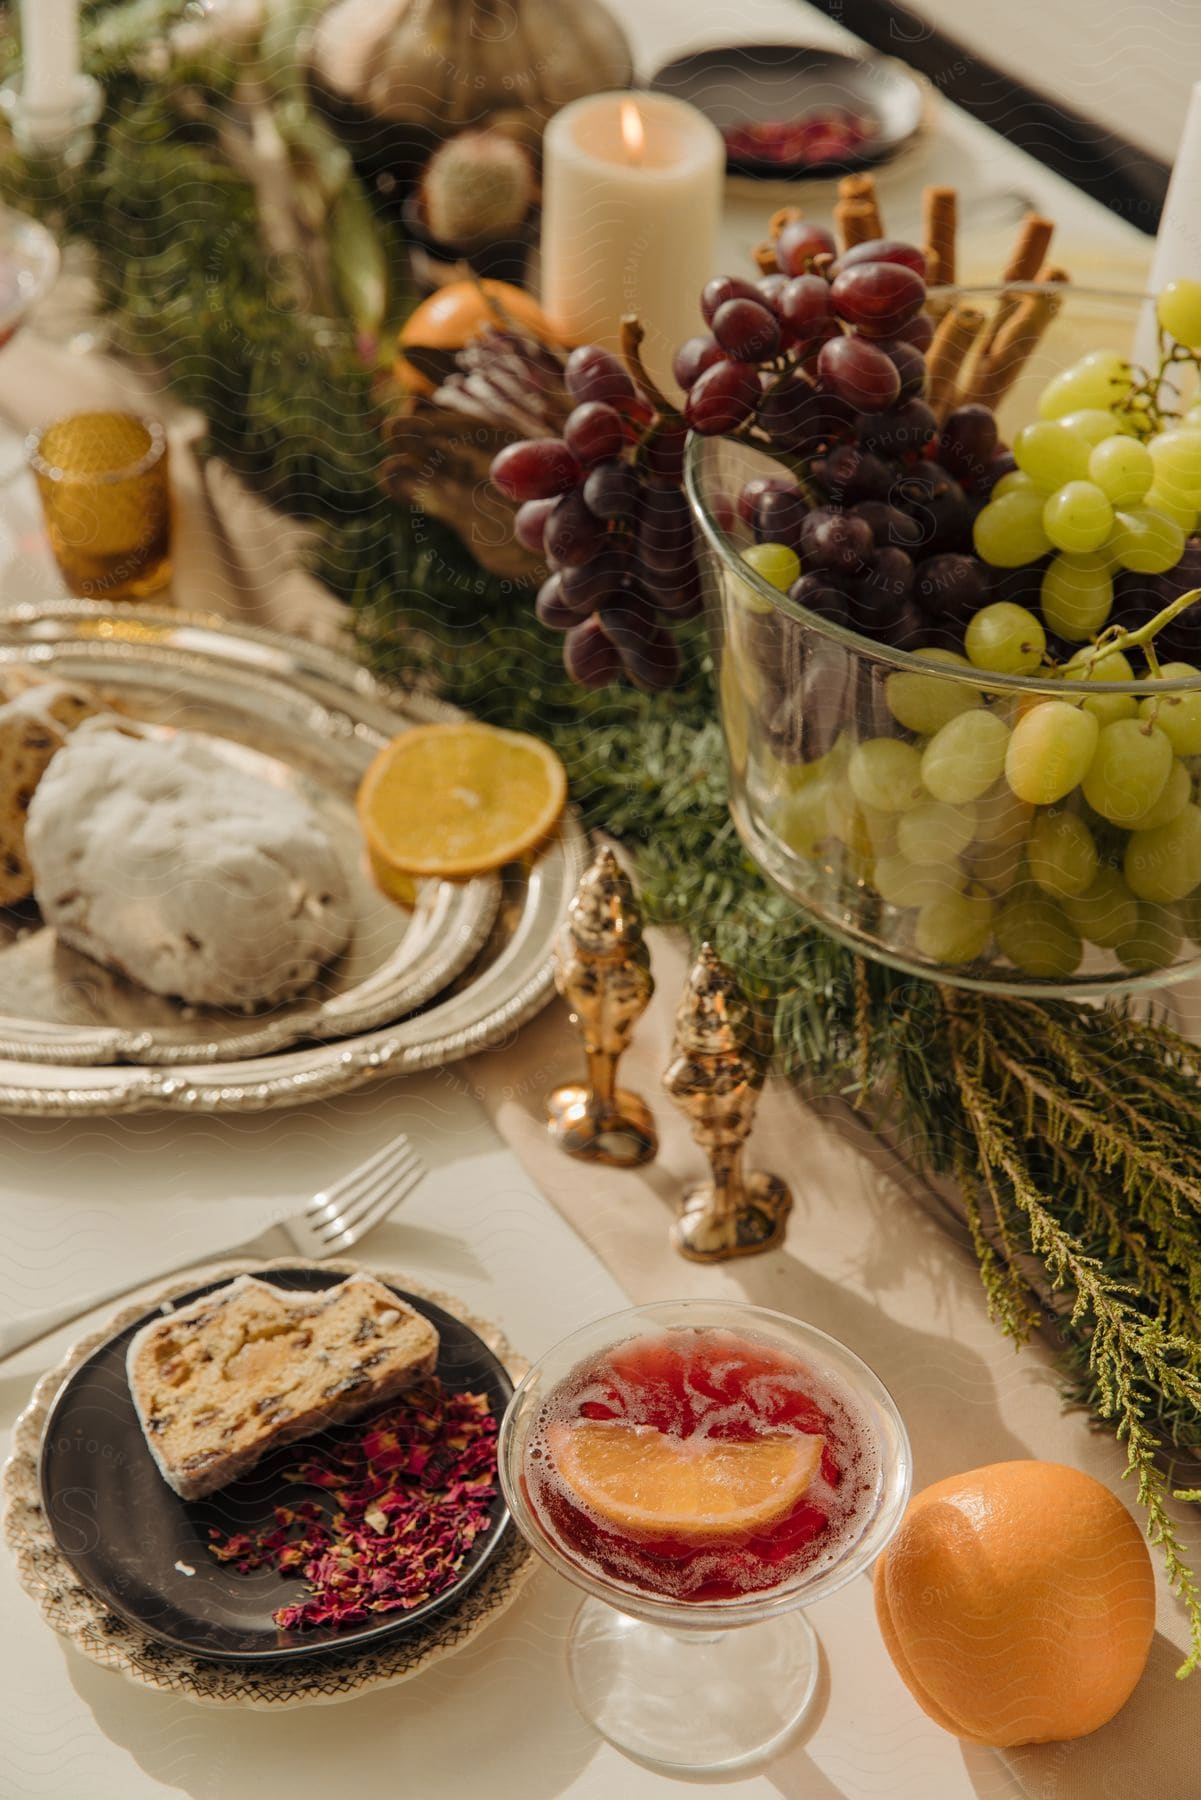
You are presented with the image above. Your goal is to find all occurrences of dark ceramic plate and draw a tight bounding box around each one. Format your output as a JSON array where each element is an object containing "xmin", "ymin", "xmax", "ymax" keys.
[
  {"xmin": 650, "ymin": 44, "xmax": 924, "ymax": 178},
  {"xmin": 38, "ymin": 1269, "xmax": 514, "ymax": 1663}
]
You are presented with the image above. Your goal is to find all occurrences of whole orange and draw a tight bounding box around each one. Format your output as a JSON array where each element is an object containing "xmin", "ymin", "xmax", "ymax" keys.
[
  {"xmin": 396, "ymin": 280, "xmax": 565, "ymax": 393},
  {"xmin": 874, "ymin": 1460, "xmax": 1155, "ymax": 1746}
]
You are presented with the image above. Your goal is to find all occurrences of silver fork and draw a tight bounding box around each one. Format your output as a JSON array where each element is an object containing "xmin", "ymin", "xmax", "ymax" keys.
[{"xmin": 0, "ymin": 1133, "xmax": 425, "ymax": 1361}]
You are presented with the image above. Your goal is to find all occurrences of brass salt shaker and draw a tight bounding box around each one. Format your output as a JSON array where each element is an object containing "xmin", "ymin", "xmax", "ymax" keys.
[
  {"xmin": 546, "ymin": 845, "xmax": 657, "ymax": 1166},
  {"xmin": 663, "ymin": 942, "xmax": 792, "ymax": 1261}
]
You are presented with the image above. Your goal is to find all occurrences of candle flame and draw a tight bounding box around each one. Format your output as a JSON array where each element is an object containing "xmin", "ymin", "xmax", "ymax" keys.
[{"xmin": 621, "ymin": 101, "xmax": 645, "ymax": 165}]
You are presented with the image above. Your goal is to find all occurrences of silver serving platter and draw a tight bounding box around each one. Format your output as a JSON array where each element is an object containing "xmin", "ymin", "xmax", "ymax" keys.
[{"xmin": 0, "ymin": 603, "xmax": 589, "ymax": 1114}]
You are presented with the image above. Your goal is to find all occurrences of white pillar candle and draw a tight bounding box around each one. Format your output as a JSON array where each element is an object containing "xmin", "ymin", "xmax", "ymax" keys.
[
  {"xmin": 20, "ymin": 0, "xmax": 80, "ymax": 115},
  {"xmin": 541, "ymin": 91, "xmax": 725, "ymax": 397}
]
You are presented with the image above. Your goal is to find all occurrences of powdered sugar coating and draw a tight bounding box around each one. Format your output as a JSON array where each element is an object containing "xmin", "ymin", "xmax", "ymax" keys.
[{"xmin": 27, "ymin": 723, "xmax": 351, "ymax": 1007}]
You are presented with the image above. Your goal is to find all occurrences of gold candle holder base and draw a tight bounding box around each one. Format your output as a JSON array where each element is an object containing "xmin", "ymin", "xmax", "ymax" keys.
[
  {"xmin": 663, "ymin": 943, "xmax": 793, "ymax": 1264},
  {"xmin": 672, "ymin": 1170, "xmax": 792, "ymax": 1262},
  {"xmin": 546, "ymin": 1083, "xmax": 658, "ymax": 1167}
]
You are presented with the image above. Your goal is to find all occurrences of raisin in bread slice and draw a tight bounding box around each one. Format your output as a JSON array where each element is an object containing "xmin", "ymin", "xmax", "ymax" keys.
[
  {"xmin": 126, "ymin": 1273, "xmax": 440, "ymax": 1500},
  {"xmin": 0, "ymin": 681, "xmax": 101, "ymax": 905}
]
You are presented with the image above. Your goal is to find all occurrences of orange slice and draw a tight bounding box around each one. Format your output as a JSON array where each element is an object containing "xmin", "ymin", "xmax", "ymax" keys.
[
  {"xmin": 547, "ymin": 1421, "xmax": 824, "ymax": 1539},
  {"xmin": 357, "ymin": 722, "xmax": 567, "ymax": 881}
]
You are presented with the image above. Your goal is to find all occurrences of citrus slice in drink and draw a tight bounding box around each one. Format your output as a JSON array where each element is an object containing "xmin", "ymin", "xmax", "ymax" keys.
[
  {"xmin": 547, "ymin": 1421, "xmax": 824, "ymax": 1538},
  {"xmin": 357, "ymin": 722, "xmax": 567, "ymax": 880}
]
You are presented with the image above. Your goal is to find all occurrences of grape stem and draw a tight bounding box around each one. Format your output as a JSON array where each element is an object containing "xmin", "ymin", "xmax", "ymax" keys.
[
  {"xmin": 619, "ymin": 315, "xmax": 681, "ymax": 420},
  {"xmin": 743, "ymin": 367, "xmax": 825, "ymax": 506},
  {"xmin": 1083, "ymin": 585, "xmax": 1201, "ymax": 672},
  {"xmin": 632, "ymin": 415, "xmax": 674, "ymax": 474},
  {"xmin": 1121, "ymin": 329, "xmax": 1201, "ymax": 433}
]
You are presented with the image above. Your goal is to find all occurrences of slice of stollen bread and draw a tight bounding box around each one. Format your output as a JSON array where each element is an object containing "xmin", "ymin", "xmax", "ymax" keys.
[
  {"xmin": 0, "ymin": 681, "xmax": 101, "ymax": 905},
  {"xmin": 126, "ymin": 1273, "xmax": 440, "ymax": 1501}
]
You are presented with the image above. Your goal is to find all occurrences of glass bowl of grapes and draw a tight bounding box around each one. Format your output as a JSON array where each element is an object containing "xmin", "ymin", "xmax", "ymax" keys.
[
  {"xmin": 498, "ymin": 1299, "xmax": 910, "ymax": 1772},
  {"xmin": 680, "ymin": 253, "xmax": 1201, "ymax": 995}
]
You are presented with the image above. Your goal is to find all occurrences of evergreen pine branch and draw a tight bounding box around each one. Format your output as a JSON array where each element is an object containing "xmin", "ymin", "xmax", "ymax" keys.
[
  {"xmin": 950, "ymin": 1131, "xmax": 1043, "ymax": 1343},
  {"xmin": 990, "ymin": 1011, "xmax": 1201, "ymax": 1207},
  {"xmin": 1048, "ymin": 1140, "xmax": 1201, "ymax": 1341}
]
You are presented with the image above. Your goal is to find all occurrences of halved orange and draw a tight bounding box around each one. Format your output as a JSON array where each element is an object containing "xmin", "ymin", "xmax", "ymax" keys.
[
  {"xmin": 547, "ymin": 1421, "xmax": 824, "ymax": 1539},
  {"xmin": 357, "ymin": 721, "xmax": 567, "ymax": 881}
]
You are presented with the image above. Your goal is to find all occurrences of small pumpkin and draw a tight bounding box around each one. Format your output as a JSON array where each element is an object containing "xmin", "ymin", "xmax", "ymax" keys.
[{"xmin": 310, "ymin": 0, "xmax": 633, "ymax": 152}]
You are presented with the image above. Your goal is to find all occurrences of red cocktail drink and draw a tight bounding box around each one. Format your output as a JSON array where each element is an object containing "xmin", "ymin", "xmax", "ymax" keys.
[{"xmin": 523, "ymin": 1325, "xmax": 878, "ymax": 1603}]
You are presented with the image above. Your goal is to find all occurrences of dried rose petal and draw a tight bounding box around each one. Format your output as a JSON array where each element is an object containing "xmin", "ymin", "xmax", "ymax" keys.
[
  {"xmin": 724, "ymin": 112, "xmax": 876, "ymax": 167},
  {"xmin": 207, "ymin": 1378, "xmax": 498, "ymax": 1629}
]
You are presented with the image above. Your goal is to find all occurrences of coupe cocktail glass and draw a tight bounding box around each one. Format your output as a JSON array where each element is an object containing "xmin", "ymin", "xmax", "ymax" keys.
[{"xmin": 499, "ymin": 1299, "xmax": 910, "ymax": 1772}]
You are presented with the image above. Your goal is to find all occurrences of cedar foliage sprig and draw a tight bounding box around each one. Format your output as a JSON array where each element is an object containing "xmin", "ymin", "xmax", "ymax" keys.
[{"xmin": 7, "ymin": 0, "xmax": 1200, "ymax": 1672}]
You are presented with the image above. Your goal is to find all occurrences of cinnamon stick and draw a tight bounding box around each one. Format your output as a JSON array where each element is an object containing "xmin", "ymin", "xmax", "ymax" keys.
[
  {"xmin": 837, "ymin": 173, "xmax": 876, "ymax": 202},
  {"xmin": 835, "ymin": 199, "xmax": 880, "ymax": 253},
  {"xmin": 927, "ymin": 301, "xmax": 985, "ymax": 418},
  {"xmin": 1002, "ymin": 215, "xmax": 1056, "ymax": 286},
  {"xmin": 922, "ymin": 186, "xmax": 957, "ymax": 290},
  {"xmin": 837, "ymin": 173, "xmax": 883, "ymax": 240},
  {"xmin": 963, "ymin": 271, "xmax": 1068, "ymax": 411},
  {"xmin": 978, "ymin": 213, "xmax": 1056, "ymax": 355}
]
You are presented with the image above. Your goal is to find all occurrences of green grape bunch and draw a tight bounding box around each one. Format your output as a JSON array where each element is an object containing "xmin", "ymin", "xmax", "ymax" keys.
[{"xmin": 972, "ymin": 284, "xmax": 1201, "ymax": 664}]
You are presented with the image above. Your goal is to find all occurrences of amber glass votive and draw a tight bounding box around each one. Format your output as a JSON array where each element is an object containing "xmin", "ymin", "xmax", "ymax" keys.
[{"xmin": 28, "ymin": 412, "xmax": 171, "ymax": 600}]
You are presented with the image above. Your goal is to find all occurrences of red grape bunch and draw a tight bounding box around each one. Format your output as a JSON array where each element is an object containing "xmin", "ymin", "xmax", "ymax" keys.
[
  {"xmin": 489, "ymin": 217, "xmax": 1014, "ymax": 690},
  {"xmin": 490, "ymin": 346, "xmax": 696, "ymax": 691}
]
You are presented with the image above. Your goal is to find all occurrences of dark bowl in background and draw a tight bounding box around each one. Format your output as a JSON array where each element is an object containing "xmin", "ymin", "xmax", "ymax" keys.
[{"xmin": 650, "ymin": 43, "xmax": 924, "ymax": 179}]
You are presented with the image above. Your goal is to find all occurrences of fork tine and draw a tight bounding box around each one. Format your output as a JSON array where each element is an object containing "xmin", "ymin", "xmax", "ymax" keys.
[
  {"xmin": 307, "ymin": 1144, "xmax": 421, "ymax": 1231},
  {"xmin": 319, "ymin": 1155, "xmax": 426, "ymax": 1249},
  {"xmin": 306, "ymin": 1132, "xmax": 412, "ymax": 1216},
  {"xmin": 306, "ymin": 1137, "xmax": 413, "ymax": 1226},
  {"xmin": 315, "ymin": 1144, "xmax": 422, "ymax": 1240}
]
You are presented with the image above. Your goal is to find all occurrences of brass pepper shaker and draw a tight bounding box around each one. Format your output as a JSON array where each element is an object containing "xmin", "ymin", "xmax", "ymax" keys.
[
  {"xmin": 663, "ymin": 943, "xmax": 793, "ymax": 1261},
  {"xmin": 546, "ymin": 845, "xmax": 657, "ymax": 1166}
]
